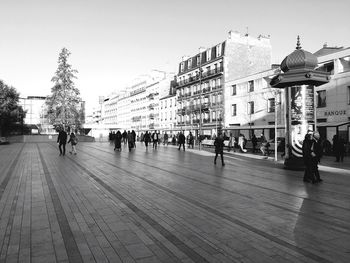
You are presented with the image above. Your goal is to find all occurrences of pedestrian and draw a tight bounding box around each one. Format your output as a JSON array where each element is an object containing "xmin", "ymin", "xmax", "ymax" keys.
[
  {"xmin": 178, "ymin": 131, "xmax": 186, "ymax": 151},
  {"xmin": 132, "ymin": 130, "xmax": 137, "ymax": 148},
  {"xmin": 114, "ymin": 130, "xmax": 122, "ymax": 151},
  {"xmin": 163, "ymin": 132, "xmax": 169, "ymax": 146},
  {"xmin": 127, "ymin": 131, "xmax": 134, "ymax": 151},
  {"xmin": 310, "ymin": 131, "xmax": 323, "ymax": 182},
  {"xmin": 238, "ymin": 134, "xmax": 247, "ymax": 153},
  {"xmin": 122, "ymin": 130, "xmax": 128, "ymax": 145},
  {"xmin": 67, "ymin": 131, "xmax": 78, "ymax": 155},
  {"xmin": 302, "ymin": 132, "xmax": 315, "ymax": 183},
  {"xmin": 251, "ymin": 134, "xmax": 258, "ymax": 153},
  {"xmin": 214, "ymin": 133, "xmax": 225, "ymax": 166},
  {"xmin": 260, "ymin": 133, "xmax": 269, "ymax": 156},
  {"xmin": 333, "ymin": 134, "xmax": 345, "ymax": 162},
  {"xmin": 228, "ymin": 133, "xmax": 235, "ymax": 152},
  {"xmin": 57, "ymin": 127, "xmax": 67, "ymax": 156},
  {"xmin": 144, "ymin": 131, "xmax": 151, "ymax": 148},
  {"xmin": 188, "ymin": 132, "xmax": 194, "ymax": 149},
  {"xmin": 152, "ymin": 130, "xmax": 159, "ymax": 149}
]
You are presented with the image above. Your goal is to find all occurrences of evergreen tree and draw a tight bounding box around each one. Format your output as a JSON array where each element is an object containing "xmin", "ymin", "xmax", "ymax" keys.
[{"xmin": 46, "ymin": 48, "xmax": 81, "ymax": 131}]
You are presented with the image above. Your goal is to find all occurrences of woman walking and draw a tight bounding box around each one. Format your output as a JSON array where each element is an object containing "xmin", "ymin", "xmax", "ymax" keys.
[{"xmin": 68, "ymin": 132, "xmax": 78, "ymax": 155}]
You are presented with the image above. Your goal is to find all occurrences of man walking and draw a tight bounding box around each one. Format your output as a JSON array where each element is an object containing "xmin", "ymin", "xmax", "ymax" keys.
[
  {"xmin": 57, "ymin": 127, "xmax": 67, "ymax": 156},
  {"xmin": 214, "ymin": 133, "xmax": 225, "ymax": 166},
  {"xmin": 178, "ymin": 131, "xmax": 185, "ymax": 151}
]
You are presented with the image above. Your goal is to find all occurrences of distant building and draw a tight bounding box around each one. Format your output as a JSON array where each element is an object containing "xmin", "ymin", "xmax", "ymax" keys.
[
  {"xmin": 175, "ymin": 31, "xmax": 272, "ymax": 138},
  {"xmin": 19, "ymin": 96, "xmax": 46, "ymax": 125},
  {"xmin": 314, "ymin": 45, "xmax": 350, "ymax": 142},
  {"xmin": 101, "ymin": 70, "xmax": 174, "ymax": 133},
  {"xmin": 159, "ymin": 84, "xmax": 177, "ymax": 135}
]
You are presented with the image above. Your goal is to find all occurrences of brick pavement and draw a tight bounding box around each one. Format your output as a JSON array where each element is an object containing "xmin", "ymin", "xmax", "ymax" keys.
[{"xmin": 0, "ymin": 142, "xmax": 349, "ymax": 263}]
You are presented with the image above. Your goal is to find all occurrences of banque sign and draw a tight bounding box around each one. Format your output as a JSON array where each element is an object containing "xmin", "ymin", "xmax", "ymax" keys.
[{"xmin": 324, "ymin": 110, "xmax": 347, "ymax": 116}]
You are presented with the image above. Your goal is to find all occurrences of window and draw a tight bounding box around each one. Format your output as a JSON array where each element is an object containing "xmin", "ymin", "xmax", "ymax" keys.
[
  {"xmin": 231, "ymin": 85, "xmax": 237, "ymax": 95},
  {"xmin": 267, "ymin": 98, "xmax": 275, "ymax": 113},
  {"xmin": 216, "ymin": 44, "xmax": 222, "ymax": 57},
  {"xmin": 248, "ymin": 80, "xmax": 254, "ymax": 92},
  {"xmin": 317, "ymin": 90, "xmax": 326, "ymax": 108},
  {"xmin": 217, "ymin": 78, "xmax": 221, "ymax": 88},
  {"xmin": 231, "ymin": 104, "xmax": 237, "ymax": 116},
  {"xmin": 188, "ymin": 58, "xmax": 192, "ymax": 69},
  {"xmin": 248, "ymin": 101, "xmax": 254, "ymax": 114},
  {"xmin": 196, "ymin": 55, "xmax": 200, "ymax": 66},
  {"xmin": 180, "ymin": 62, "xmax": 184, "ymax": 72},
  {"xmin": 206, "ymin": 49, "xmax": 211, "ymax": 62},
  {"xmin": 165, "ymin": 100, "xmax": 167, "ymax": 108}
]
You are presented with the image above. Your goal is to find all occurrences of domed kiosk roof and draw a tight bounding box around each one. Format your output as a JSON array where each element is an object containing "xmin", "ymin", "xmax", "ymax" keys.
[
  {"xmin": 270, "ymin": 36, "xmax": 330, "ymax": 88},
  {"xmin": 280, "ymin": 48, "xmax": 318, "ymax": 73}
]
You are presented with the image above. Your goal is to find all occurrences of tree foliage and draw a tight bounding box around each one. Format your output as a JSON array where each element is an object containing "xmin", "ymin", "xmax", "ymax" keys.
[
  {"xmin": 46, "ymin": 48, "xmax": 81, "ymax": 131},
  {"xmin": 0, "ymin": 80, "xmax": 26, "ymax": 136}
]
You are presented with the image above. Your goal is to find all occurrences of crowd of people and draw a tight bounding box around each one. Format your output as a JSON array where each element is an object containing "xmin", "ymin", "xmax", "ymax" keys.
[{"xmin": 108, "ymin": 130, "xmax": 195, "ymax": 152}]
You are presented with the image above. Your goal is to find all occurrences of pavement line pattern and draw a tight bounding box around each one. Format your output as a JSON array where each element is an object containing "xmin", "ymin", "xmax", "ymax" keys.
[
  {"xmin": 37, "ymin": 145, "xmax": 83, "ymax": 263},
  {"xmin": 78, "ymin": 146, "xmax": 333, "ymax": 263},
  {"xmin": 66, "ymin": 155, "xmax": 211, "ymax": 263},
  {"xmin": 87, "ymin": 144, "xmax": 350, "ymax": 211},
  {"xmin": 0, "ymin": 146, "xmax": 25, "ymax": 260},
  {"xmin": 0, "ymin": 144, "xmax": 24, "ymax": 201}
]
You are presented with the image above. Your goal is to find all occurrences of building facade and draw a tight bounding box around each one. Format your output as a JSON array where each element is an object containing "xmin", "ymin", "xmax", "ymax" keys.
[
  {"xmin": 101, "ymin": 71, "xmax": 174, "ymax": 133},
  {"xmin": 224, "ymin": 66, "xmax": 284, "ymax": 140},
  {"xmin": 314, "ymin": 46, "xmax": 350, "ymax": 143},
  {"xmin": 175, "ymin": 31, "xmax": 272, "ymax": 138}
]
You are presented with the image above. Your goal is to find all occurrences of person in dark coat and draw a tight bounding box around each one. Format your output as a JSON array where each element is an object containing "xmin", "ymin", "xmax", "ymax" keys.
[
  {"xmin": 127, "ymin": 131, "xmax": 134, "ymax": 151},
  {"xmin": 251, "ymin": 134, "xmax": 258, "ymax": 153},
  {"xmin": 144, "ymin": 131, "xmax": 151, "ymax": 148},
  {"xmin": 214, "ymin": 133, "xmax": 225, "ymax": 166},
  {"xmin": 132, "ymin": 130, "xmax": 136, "ymax": 148},
  {"xmin": 114, "ymin": 130, "xmax": 122, "ymax": 151},
  {"xmin": 302, "ymin": 133, "xmax": 315, "ymax": 183},
  {"xmin": 178, "ymin": 132, "xmax": 186, "ymax": 151},
  {"xmin": 333, "ymin": 135, "xmax": 345, "ymax": 162},
  {"xmin": 57, "ymin": 127, "xmax": 67, "ymax": 156}
]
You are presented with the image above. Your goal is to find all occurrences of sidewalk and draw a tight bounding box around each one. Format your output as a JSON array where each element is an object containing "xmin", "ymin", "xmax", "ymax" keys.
[{"xmin": 182, "ymin": 143, "xmax": 350, "ymax": 171}]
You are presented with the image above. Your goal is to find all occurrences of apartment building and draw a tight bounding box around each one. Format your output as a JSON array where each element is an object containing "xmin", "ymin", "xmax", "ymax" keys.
[
  {"xmin": 101, "ymin": 71, "xmax": 174, "ymax": 133},
  {"xmin": 175, "ymin": 30, "xmax": 272, "ymax": 137}
]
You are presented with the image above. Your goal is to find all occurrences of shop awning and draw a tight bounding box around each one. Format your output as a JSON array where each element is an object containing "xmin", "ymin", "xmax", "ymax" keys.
[{"xmin": 317, "ymin": 121, "xmax": 350, "ymax": 127}]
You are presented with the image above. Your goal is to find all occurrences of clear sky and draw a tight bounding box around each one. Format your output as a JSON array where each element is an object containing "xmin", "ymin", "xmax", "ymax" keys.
[{"xmin": 1, "ymin": 0, "xmax": 349, "ymax": 111}]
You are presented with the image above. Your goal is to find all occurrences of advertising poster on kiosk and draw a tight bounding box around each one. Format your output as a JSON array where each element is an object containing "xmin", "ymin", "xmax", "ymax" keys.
[{"xmin": 290, "ymin": 85, "xmax": 315, "ymax": 157}]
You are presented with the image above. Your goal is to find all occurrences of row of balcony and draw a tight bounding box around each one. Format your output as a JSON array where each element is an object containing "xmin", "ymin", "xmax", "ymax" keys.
[
  {"xmin": 176, "ymin": 102, "xmax": 223, "ymax": 113},
  {"xmin": 177, "ymin": 67, "xmax": 224, "ymax": 86},
  {"xmin": 177, "ymin": 118, "xmax": 223, "ymax": 125},
  {"xmin": 179, "ymin": 85, "xmax": 223, "ymax": 98}
]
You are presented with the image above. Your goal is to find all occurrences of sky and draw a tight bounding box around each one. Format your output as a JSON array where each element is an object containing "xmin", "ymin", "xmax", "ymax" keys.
[{"xmin": 1, "ymin": 0, "xmax": 349, "ymax": 111}]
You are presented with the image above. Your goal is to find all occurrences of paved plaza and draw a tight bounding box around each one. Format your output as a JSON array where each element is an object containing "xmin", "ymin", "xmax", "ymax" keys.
[{"xmin": 0, "ymin": 142, "xmax": 349, "ymax": 263}]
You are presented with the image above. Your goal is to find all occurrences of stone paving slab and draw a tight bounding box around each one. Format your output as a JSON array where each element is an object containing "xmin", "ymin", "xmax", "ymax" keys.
[{"xmin": 0, "ymin": 142, "xmax": 349, "ymax": 262}]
